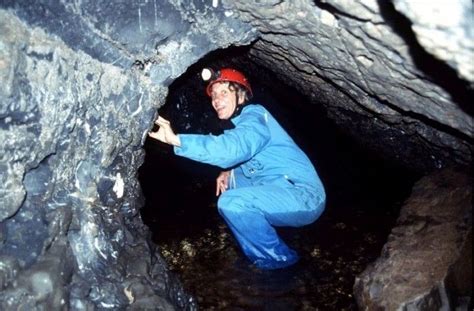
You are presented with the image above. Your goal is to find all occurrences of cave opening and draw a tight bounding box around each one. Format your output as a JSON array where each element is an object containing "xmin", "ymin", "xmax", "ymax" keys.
[{"xmin": 139, "ymin": 46, "xmax": 420, "ymax": 309}]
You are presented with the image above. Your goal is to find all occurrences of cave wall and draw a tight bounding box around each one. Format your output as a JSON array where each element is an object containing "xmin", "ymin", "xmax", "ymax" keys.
[
  {"xmin": 0, "ymin": 1, "xmax": 254, "ymax": 309},
  {"xmin": 0, "ymin": 9, "xmax": 181, "ymax": 310},
  {"xmin": 0, "ymin": 0, "xmax": 472, "ymax": 309},
  {"xmin": 226, "ymin": 0, "xmax": 473, "ymax": 172}
]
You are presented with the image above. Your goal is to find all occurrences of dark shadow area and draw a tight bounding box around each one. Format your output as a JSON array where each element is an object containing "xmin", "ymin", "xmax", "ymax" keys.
[{"xmin": 139, "ymin": 46, "xmax": 420, "ymax": 309}]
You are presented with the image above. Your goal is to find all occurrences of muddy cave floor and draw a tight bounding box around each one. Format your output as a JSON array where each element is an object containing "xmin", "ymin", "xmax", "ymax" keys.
[{"xmin": 139, "ymin": 144, "xmax": 416, "ymax": 310}]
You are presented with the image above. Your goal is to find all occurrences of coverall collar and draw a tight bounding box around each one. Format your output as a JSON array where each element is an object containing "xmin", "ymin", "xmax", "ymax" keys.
[{"xmin": 219, "ymin": 102, "xmax": 251, "ymax": 130}]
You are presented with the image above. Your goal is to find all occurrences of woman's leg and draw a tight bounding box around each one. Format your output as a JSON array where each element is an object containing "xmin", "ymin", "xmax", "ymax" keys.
[{"xmin": 217, "ymin": 185, "xmax": 318, "ymax": 269}]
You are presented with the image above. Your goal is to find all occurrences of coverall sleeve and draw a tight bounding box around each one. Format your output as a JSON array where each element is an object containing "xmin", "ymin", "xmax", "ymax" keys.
[{"xmin": 174, "ymin": 108, "xmax": 270, "ymax": 169}]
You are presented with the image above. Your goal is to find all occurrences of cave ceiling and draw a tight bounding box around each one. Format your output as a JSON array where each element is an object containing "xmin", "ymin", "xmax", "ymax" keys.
[{"xmin": 225, "ymin": 0, "xmax": 473, "ymax": 171}]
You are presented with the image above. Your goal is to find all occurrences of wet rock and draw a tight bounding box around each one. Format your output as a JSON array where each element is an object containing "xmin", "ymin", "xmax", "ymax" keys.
[
  {"xmin": 354, "ymin": 168, "xmax": 472, "ymax": 309},
  {"xmin": 1, "ymin": 0, "xmax": 261, "ymax": 306},
  {"xmin": 0, "ymin": 5, "xmax": 193, "ymax": 310},
  {"xmin": 225, "ymin": 0, "xmax": 473, "ymax": 172}
]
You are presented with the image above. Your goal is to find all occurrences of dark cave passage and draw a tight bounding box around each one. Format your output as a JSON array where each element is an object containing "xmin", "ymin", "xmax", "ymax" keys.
[{"xmin": 139, "ymin": 48, "xmax": 420, "ymax": 309}]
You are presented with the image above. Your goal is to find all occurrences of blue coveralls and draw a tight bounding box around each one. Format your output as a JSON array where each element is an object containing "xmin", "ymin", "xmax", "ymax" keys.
[{"xmin": 174, "ymin": 104, "xmax": 326, "ymax": 269}]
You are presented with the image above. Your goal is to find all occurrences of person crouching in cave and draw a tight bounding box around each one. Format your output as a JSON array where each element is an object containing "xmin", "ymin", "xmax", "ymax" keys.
[{"xmin": 148, "ymin": 68, "xmax": 326, "ymax": 270}]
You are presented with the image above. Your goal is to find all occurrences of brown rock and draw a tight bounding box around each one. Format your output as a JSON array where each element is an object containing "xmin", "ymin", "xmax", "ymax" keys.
[{"xmin": 354, "ymin": 168, "xmax": 472, "ymax": 310}]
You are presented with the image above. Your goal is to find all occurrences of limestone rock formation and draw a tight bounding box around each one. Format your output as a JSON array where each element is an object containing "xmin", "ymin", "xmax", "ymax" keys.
[
  {"xmin": 0, "ymin": 8, "xmax": 191, "ymax": 310},
  {"xmin": 226, "ymin": 0, "xmax": 472, "ymax": 172}
]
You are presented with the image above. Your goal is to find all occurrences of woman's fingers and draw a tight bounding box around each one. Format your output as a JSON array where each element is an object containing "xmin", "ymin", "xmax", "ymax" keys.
[
  {"xmin": 148, "ymin": 127, "xmax": 166, "ymax": 142},
  {"xmin": 215, "ymin": 171, "xmax": 230, "ymax": 196},
  {"xmin": 156, "ymin": 116, "xmax": 170, "ymax": 126},
  {"xmin": 216, "ymin": 179, "xmax": 227, "ymax": 196},
  {"xmin": 158, "ymin": 116, "xmax": 170, "ymax": 123}
]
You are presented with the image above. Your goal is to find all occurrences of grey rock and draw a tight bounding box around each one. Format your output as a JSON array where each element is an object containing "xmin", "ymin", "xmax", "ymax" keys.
[
  {"xmin": 0, "ymin": 6, "xmax": 195, "ymax": 310},
  {"xmin": 393, "ymin": 0, "xmax": 473, "ymax": 82},
  {"xmin": 224, "ymin": 0, "xmax": 473, "ymax": 172}
]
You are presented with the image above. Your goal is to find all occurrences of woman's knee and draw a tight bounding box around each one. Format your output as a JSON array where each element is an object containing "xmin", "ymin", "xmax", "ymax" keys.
[
  {"xmin": 217, "ymin": 191, "xmax": 238, "ymax": 214},
  {"xmin": 217, "ymin": 189, "xmax": 250, "ymax": 215}
]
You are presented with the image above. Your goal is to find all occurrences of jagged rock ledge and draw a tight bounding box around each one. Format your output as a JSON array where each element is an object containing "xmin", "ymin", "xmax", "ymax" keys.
[{"xmin": 354, "ymin": 168, "xmax": 472, "ymax": 309}]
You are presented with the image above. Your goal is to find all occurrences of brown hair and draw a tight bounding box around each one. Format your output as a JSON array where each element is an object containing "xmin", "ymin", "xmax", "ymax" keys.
[{"xmin": 228, "ymin": 82, "xmax": 251, "ymax": 103}]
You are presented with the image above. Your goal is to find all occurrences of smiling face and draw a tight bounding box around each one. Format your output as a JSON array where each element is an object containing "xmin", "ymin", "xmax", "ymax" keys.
[{"xmin": 210, "ymin": 82, "xmax": 244, "ymax": 120}]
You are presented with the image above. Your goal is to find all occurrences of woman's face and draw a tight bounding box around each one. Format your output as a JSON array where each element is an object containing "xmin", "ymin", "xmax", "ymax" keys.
[{"xmin": 210, "ymin": 82, "xmax": 244, "ymax": 120}]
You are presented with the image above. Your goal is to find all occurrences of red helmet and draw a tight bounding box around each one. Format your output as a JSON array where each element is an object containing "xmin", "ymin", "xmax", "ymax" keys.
[{"xmin": 205, "ymin": 68, "xmax": 253, "ymax": 97}]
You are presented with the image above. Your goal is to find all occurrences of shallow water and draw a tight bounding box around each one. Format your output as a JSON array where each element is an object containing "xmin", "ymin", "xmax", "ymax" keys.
[{"xmin": 141, "ymin": 163, "xmax": 406, "ymax": 310}]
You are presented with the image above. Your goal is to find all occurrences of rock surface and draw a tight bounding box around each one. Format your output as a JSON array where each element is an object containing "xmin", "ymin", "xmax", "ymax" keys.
[
  {"xmin": 0, "ymin": 8, "xmax": 192, "ymax": 310},
  {"xmin": 0, "ymin": 1, "xmax": 253, "ymax": 309},
  {"xmin": 225, "ymin": 0, "xmax": 473, "ymax": 172},
  {"xmin": 354, "ymin": 168, "xmax": 472, "ymax": 309}
]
